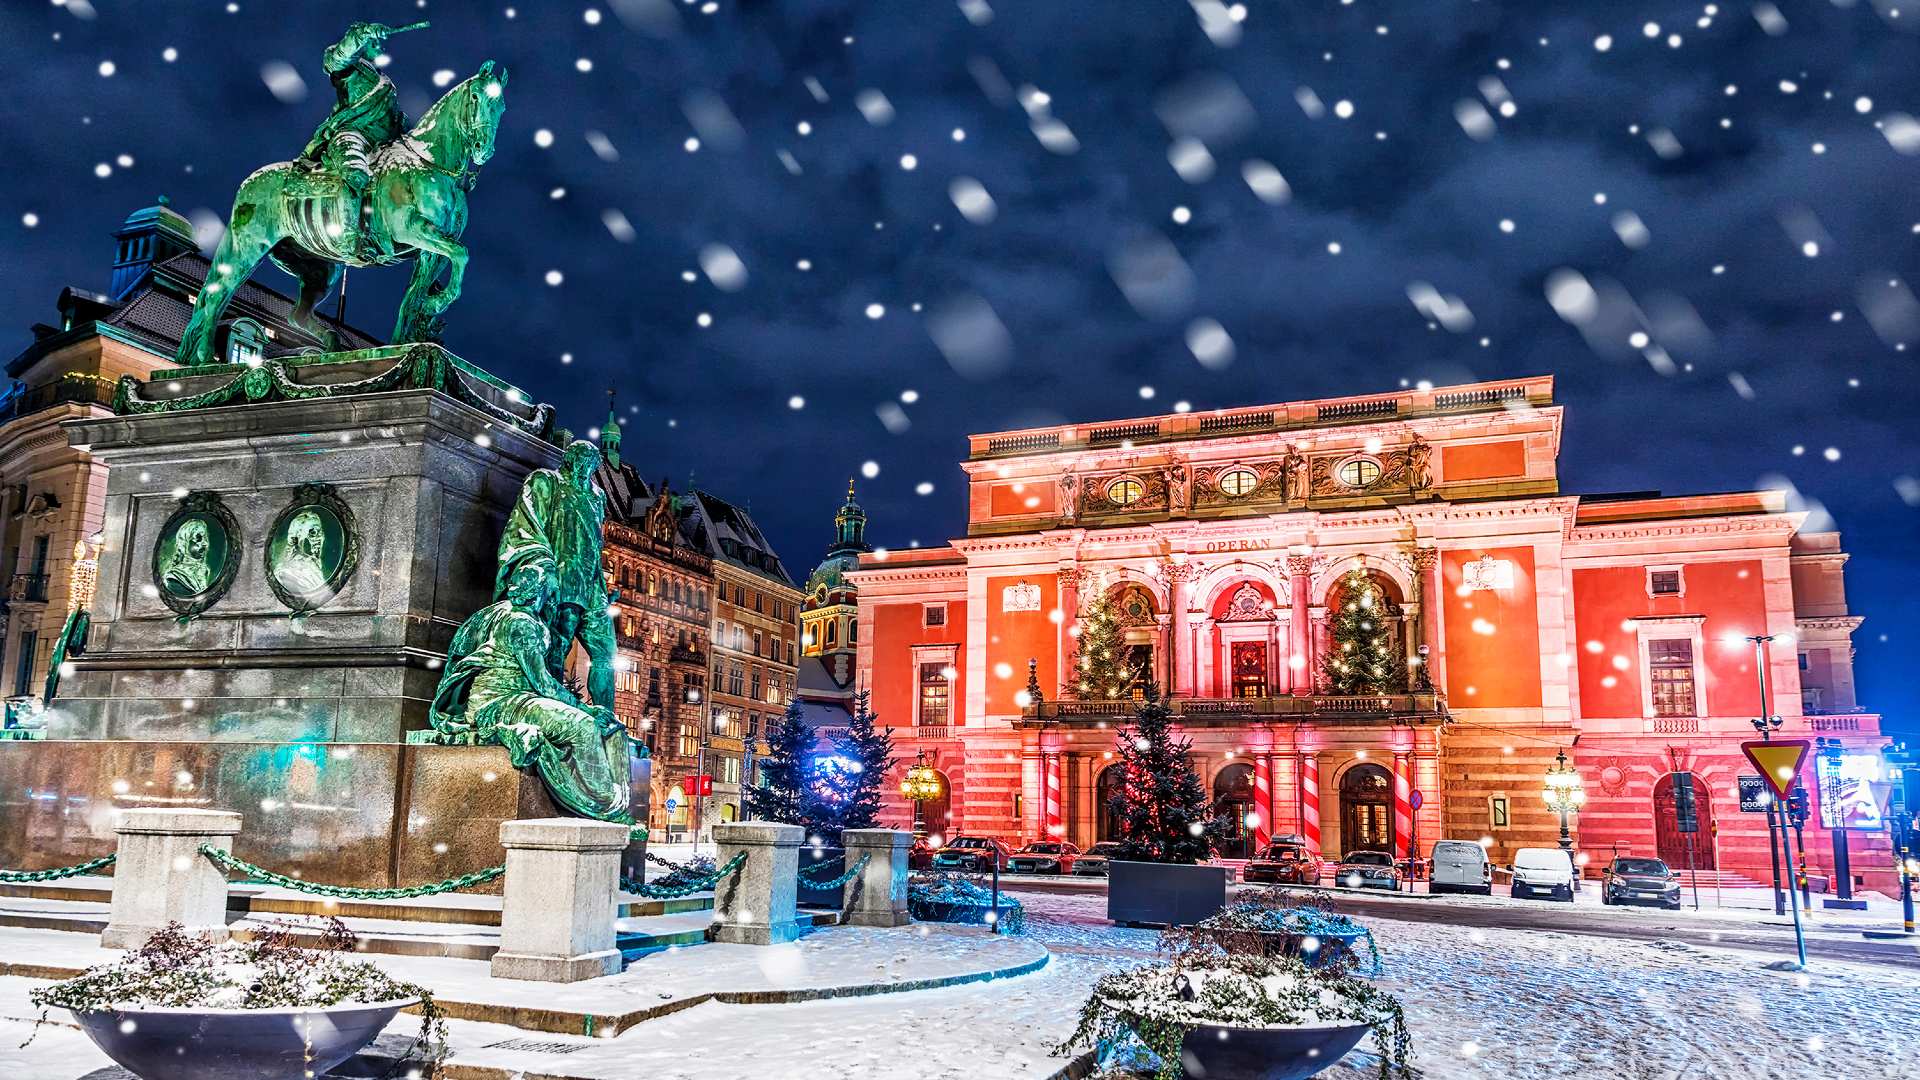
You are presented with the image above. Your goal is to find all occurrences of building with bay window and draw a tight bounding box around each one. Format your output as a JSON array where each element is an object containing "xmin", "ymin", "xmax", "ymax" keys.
[{"xmin": 849, "ymin": 375, "xmax": 1888, "ymax": 887}]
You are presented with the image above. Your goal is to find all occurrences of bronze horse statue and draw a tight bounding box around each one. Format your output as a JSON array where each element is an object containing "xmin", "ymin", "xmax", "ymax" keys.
[{"xmin": 176, "ymin": 53, "xmax": 508, "ymax": 365}]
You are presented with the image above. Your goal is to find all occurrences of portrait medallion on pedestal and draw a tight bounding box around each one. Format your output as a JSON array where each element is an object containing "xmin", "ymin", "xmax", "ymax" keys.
[
  {"xmin": 151, "ymin": 492, "xmax": 241, "ymax": 619},
  {"xmin": 265, "ymin": 484, "xmax": 360, "ymax": 614}
]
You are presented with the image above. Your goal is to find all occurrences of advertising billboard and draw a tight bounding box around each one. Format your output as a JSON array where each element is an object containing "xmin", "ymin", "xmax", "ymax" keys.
[{"xmin": 1816, "ymin": 752, "xmax": 1884, "ymax": 831}]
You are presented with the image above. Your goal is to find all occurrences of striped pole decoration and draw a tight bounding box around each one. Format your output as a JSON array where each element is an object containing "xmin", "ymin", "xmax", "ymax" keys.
[
  {"xmin": 1392, "ymin": 751, "xmax": 1414, "ymax": 861},
  {"xmin": 1299, "ymin": 753, "xmax": 1321, "ymax": 857},
  {"xmin": 1044, "ymin": 753, "xmax": 1064, "ymax": 837},
  {"xmin": 1252, "ymin": 754, "xmax": 1274, "ymax": 851}
]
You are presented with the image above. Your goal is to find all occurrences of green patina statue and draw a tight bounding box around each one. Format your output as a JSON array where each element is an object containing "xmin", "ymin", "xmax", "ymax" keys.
[
  {"xmin": 175, "ymin": 21, "xmax": 508, "ymax": 365},
  {"xmin": 427, "ymin": 440, "xmax": 629, "ymax": 820},
  {"xmin": 428, "ymin": 558, "xmax": 631, "ymax": 822}
]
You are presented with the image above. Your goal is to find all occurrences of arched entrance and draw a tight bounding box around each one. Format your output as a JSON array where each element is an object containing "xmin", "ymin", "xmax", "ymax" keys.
[
  {"xmin": 1095, "ymin": 764, "xmax": 1127, "ymax": 841},
  {"xmin": 920, "ymin": 769, "xmax": 953, "ymax": 845},
  {"xmin": 1652, "ymin": 772, "xmax": 1716, "ymax": 870},
  {"xmin": 1339, "ymin": 763, "xmax": 1393, "ymax": 856},
  {"xmin": 1111, "ymin": 584, "xmax": 1160, "ymax": 698},
  {"xmin": 1212, "ymin": 762, "xmax": 1257, "ymax": 858}
]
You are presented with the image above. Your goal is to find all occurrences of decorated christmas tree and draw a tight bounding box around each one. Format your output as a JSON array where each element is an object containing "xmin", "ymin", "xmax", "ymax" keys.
[
  {"xmin": 1068, "ymin": 593, "xmax": 1134, "ymax": 700},
  {"xmin": 1105, "ymin": 687, "xmax": 1226, "ymax": 863},
  {"xmin": 1321, "ymin": 568, "xmax": 1408, "ymax": 694},
  {"xmin": 825, "ymin": 690, "xmax": 896, "ymax": 834},
  {"xmin": 744, "ymin": 698, "xmax": 831, "ymax": 835}
]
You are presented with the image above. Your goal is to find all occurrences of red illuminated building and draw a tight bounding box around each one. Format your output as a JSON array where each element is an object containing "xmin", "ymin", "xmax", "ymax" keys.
[{"xmin": 849, "ymin": 376, "xmax": 1888, "ymax": 887}]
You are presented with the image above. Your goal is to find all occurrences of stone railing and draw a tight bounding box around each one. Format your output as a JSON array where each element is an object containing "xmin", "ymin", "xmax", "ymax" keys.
[{"xmin": 1026, "ymin": 692, "xmax": 1444, "ymax": 723}]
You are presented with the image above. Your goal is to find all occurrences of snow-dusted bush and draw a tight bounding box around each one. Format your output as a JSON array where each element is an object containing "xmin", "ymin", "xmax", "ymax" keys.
[
  {"xmin": 1179, "ymin": 893, "xmax": 1383, "ymax": 975},
  {"xmin": 907, "ymin": 871, "xmax": 1026, "ymax": 934}
]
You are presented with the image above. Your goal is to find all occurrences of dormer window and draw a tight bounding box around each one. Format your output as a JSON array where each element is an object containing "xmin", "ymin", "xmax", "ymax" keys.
[{"xmin": 225, "ymin": 318, "xmax": 265, "ymax": 367}]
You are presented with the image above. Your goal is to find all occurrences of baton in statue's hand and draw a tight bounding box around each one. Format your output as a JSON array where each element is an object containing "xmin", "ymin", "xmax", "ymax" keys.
[{"xmin": 375, "ymin": 20, "xmax": 431, "ymax": 39}]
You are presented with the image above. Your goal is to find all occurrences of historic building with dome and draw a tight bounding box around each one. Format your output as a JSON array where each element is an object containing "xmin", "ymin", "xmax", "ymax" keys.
[{"xmin": 848, "ymin": 375, "xmax": 1888, "ymax": 888}]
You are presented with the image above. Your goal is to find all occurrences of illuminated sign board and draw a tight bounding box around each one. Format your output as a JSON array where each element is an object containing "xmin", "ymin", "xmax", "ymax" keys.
[{"xmin": 1816, "ymin": 752, "xmax": 1884, "ymax": 831}]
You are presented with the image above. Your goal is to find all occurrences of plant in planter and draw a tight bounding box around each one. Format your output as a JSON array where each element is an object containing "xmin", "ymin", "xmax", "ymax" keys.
[
  {"xmin": 1177, "ymin": 892, "xmax": 1384, "ymax": 975},
  {"xmin": 1102, "ymin": 690, "xmax": 1235, "ymax": 926},
  {"xmin": 28, "ymin": 919, "xmax": 446, "ymax": 1080},
  {"xmin": 1056, "ymin": 952, "xmax": 1411, "ymax": 1080},
  {"xmin": 907, "ymin": 871, "xmax": 1026, "ymax": 935}
]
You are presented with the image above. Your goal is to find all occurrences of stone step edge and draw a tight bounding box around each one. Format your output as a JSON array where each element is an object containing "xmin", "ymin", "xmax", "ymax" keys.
[
  {"xmin": 0, "ymin": 880, "xmax": 713, "ymax": 925},
  {"xmin": 1, "ymin": 941, "xmax": 1051, "ymax": 1042}
]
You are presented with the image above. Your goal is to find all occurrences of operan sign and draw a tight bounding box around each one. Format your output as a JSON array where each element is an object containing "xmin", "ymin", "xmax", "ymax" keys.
[{"xmin": 1200, "ymin": 538, "xmax": 1274, "ymax": 553}]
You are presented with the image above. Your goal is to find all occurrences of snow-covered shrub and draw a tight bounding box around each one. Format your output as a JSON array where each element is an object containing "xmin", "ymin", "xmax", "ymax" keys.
[
  {"xmin": 27, "ymin": 919, "xmax": 447, "ymax": 1071},
  {"xmin": 1177, "ymin": 892, "xmax": 1383, "ymax": 975},
  {"xmin": 907, "ymin": 871, "xmax": 1026, "ymax": 934},
  {"xmin": 649, "ymin": 853, "xmax": 718, "ymax": 892}
]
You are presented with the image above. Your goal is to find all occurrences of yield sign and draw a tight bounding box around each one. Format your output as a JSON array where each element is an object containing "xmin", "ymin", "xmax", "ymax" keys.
[{"xmin": 1741, "ymin": 740, "xmax": 1809, "ymax": 799}]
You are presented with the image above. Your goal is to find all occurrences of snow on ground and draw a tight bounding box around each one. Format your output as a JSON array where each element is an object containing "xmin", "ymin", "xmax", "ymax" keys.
[{"xmin": 0, "ymin": 888, "xmax": 1914, "ymax": 1078}]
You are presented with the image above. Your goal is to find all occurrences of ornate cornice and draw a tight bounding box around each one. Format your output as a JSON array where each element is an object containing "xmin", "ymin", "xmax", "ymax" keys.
[
  {"xmin": 1567, "ymin": 514, "xmax": 1801, "ymax": 544},
  {"xmin": 1795, "ymin": 615, "xmax": 1864, "ymax": 634}
]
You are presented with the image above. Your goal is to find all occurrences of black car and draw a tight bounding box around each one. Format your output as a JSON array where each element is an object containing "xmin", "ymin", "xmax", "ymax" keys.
[
  {"xmin": 930, "ymin": 836, "xmax": 1010, "ymax": 873},
  {"xmin": 1334, "ymin": 850, "xmax": 1402, "ymax": 891},
  {"xmin": 1600, "ymin": 856, "xmax": 1683, "ymax": 910},
  {"xmin": 1242, "ymin": 838, "xmax": 1321, "ymax": 885},
  {"xmin": 1008, "ymin": 841, "xmax": 1080, "ymax": 875},
  {"xmin": 1071, "ymin": 841, "xmax": 1125, "ymax": 876}
]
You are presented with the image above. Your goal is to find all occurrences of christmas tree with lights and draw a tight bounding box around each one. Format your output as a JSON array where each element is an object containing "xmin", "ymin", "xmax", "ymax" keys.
[
  {"xmin": 1068, "ymin": 593, "xmax": 1134, "ymax": 700},
  {"xmin": 1321, "ymin": 568, "xmax": 1408, "ymax": 694},
  {"xmin": 1105, "ymin": 687, "xmax": 1226, "ymax": 863},
  {"xmin": 825, "ymin": 690, "xmax": 895, "ymax": 834},
  {"xmin": 745, "ymin": 698, "xmax": 832, "ymax": 836}
]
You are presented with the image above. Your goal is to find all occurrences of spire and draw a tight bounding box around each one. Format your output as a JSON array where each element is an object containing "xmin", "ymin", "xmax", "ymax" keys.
[
  {"xmin": 602, "ymin": 387, "xmax": 622, "ymax": 469},
  {"xmin": 830, "ymin": 477, "xmax": 869, "ymax": 555}
]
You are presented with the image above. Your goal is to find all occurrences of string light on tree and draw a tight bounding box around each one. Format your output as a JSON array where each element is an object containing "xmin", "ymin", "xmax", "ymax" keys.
[{"xmin": 1321, "ymin": 568, "xmax": 1408, "ymax": 695}]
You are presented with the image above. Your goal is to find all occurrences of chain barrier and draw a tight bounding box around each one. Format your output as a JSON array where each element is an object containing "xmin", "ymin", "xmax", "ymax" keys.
[
  {"xmin": 644, "ymin": 850, "xmax": 696, "ymax": 874},
  {"xmin": 620, "ymin": 851, "xmax": 747, "ymax": 899},
  {"xmin": 0, "ymin": 854, "xmax": 117, "ymax": 883},
  {"xmin": 796, "ymin": 852, "xmax": 872, "ymax": 891},
  {"xmin": 199, "ymin": 845, "xmax": 503, "ymax": 899}
]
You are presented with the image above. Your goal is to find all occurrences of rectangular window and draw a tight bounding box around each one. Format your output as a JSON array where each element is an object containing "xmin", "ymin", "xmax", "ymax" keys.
[
  {"xmin": 918, "ymin": 662, "xmax": 950, "ymax": 727},
  {"xmin": 13, "ymin": 630, "xmax": 37, "ymax": 696},
  {"xmin": 923, "ymin": 603, "xmax": 947, "ymax": 628},
  {"xmin": 722, "ymin": 756, "xmax": 741, "ymax": 784},
  {"xmin": 1489, "ymin": 794, "xmax": 1510, "ymax": 829},
  {"xmin": 750, "ymin": 669, "xmax": 761, "ymax": 699},
  {"xmin": 753, "ymin": 630, "xmax": 763, "ymax": 657},
  {"xmin": 1647, "ymin": 568, "xmax": 1683, "ymax": 596},
  {"xmin": 1648, "ymin": 639, "xmax": 1697, "ymax": 717}
]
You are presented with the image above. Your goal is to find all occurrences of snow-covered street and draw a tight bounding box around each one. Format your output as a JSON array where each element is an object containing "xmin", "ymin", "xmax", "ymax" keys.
[{"xmin": 3, "ymin": 887, "xmax": 1916, "ymax": 1079}]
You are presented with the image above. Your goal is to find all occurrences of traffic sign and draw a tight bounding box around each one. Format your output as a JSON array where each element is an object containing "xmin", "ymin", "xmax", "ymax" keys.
[
  {"xmin": 1737, "ymin": 775, "xmax": 1770, "ymax": 813},
  {"xmin": 1409, "ymin": 789, "xmax": 1424, "ymax": 811},
  {"xmin": 1741, "ymin": 740, "xmax": 1809, "ymax": 799}
]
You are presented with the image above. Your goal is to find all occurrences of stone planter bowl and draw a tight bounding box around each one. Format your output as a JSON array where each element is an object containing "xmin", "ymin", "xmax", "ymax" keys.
[
  {"xmin": 1176, "ymin": 1020, "xmax": 1374, "ymax": 1080},
  {"xmin": 69, "ymin": 999, "xmax": 415, "ymax": 1080}
]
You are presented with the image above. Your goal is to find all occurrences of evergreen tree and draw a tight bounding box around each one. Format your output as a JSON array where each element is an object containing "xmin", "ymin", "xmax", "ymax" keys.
[
  {"xmin": 1068, "ymin": 593, "xmax": 1134, "ymax": 700},
  {"xmin": 1321, "ymin": 568, "xmax": 1408, "ymax": 695},
  {"xmin": 826, "ymin": 690, "xmax": 895, "ymax": 834},
  {"xmin": 744, "ymin": 698, "xmax": 830, "ymax": 833},
  {"xmin": 1106, "ymin": 687, "xmax": 1227, "ymax": 863}
]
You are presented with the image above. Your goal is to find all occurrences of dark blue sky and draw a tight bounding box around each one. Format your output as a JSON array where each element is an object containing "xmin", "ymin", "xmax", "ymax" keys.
[{"xmin": 3, "ymin": 2, "xmax": 1916, "ymax": 732}]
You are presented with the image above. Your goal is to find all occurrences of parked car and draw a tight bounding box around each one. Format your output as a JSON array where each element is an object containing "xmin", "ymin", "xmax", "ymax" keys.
[
  {"xmin": 1241, "ymin": 837, "xmax": 1321, "ymax": 885},
  {"xmin": 908, "ymin": 837, "xmax": 936, "ymax": 871},
  {"xmin": 1509, "ymin": 847, "xmax": 1575, "ymax": 901},
  {"xmin": 1007, "ymin": 841, "xmax": 1079, "ymax": 875},
  {"xmin": 1072, "ymin": 841, "xmax": 1125, "ymax": 876},
  {"xmin": 1600, "ymin": 856, "xmax": 1682, "ymax": 909},
  {"xmin": 1428, "ymin": 839, "xmax": 1493, "ymax": 895},
  {"xmin": 930, "ymin": 836, "xmax": 1010, "ymax": 873},
  {"xmin": 1334, "ymin": 850, "xmax": 1402, "ymax": 890}
]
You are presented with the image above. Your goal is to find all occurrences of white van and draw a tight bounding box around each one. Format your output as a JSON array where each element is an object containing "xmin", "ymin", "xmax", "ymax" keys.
[
  {"xmin": 1428, "ymin": 840, "xmax": 1492, "ymax": 895},
  {"xmin": 1509, "ymin": 847, "xmax": 1575, "ymax": 901}
]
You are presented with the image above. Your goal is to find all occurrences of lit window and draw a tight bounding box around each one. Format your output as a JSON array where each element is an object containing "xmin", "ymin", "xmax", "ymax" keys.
[
  {"xmin": 1648, "ymin": 639, "xmax": 1696, "ymax": 717},
  {"xmin": 918, "ymin": 662, "xmax": 950, "ymax": 726},
  {"xmin": 1107, "ymin": 477, "xmax": 1145, "ymax": 505},
  {"xmin": 1218, "ymin": 467, "xmax": 1257, "ymax": 498},
  {"xmin": 1337, "ymin": 458, "xmax": 1381, "ymax": 489}
]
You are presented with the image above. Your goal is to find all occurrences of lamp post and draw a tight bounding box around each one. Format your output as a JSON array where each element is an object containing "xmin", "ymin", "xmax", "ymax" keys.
[
  {"xmin": 687, "ymin": 686, "xmax": 712, "ymax": 850},
  {"xmin": 900, "ymin": 751, "xmax": 942, "ymax": 840},
  {"xmin": 1543, "ymin": 748, "xmax": 1585, "ymax": 856},
  {"xmin": 1747, "ymin": 634, "xmax": 1789, "ymax": 916}
]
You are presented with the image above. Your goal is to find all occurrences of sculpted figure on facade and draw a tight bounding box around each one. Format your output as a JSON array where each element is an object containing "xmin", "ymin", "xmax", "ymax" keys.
[
  {"xmin": 1282, "ymin": 445, "xmax": 1308, "ymax": 502},
  {"xmin": 1407, "ymin": 434, "xmax": 1433, "ymax": 492},
  {"xmin": 1058, "ymin": 470, "xmax": 1078, "ymax": 521},
  {"xmin": 1166, "ymin": 465, "xmax": 1191, "ymax": 513}
]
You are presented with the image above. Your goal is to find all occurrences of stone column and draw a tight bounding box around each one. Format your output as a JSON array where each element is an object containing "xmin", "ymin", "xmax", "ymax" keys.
[
  {"xmin": 491, "ymin": 818, "xmax": 628, "ymax": 983},
  {"xmin": 1252, "ymin": 753, "xmax": 1274, "ymax": 850},
  {"xmin": 710, "ymin": 820, "xmax": 804, "ymax": 945},
  {"xmin": 841, "ymin": 829, "xmax": 913, "ymax": 927},
  {"xmin": 1414, "ymin": 547, "xmax": 1445, "ymax": 694},
  {"xmin": 103, "ymin": 808, "xmax": 242, "ymax": 949},
  {"xmin": 1056, "ymin": 566, "xmax": 1083, "ymax": 689},
  {"xmin": 1298, "ymin": 752, "xmax": 1322, "ymax": 859},
  {"xmin": 1286, "ymin": 553, "xmax": 1314, "ymax": 694}
]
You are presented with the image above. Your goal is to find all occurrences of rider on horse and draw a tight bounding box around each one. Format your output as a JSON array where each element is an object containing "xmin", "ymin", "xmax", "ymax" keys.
[{"xmin": 302, "ymin": 21, "xmax": 424, "ymax": 259}]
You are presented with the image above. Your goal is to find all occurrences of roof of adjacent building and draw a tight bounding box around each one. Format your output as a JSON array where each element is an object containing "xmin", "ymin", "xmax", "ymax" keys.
[
  {"xmin": 685, "ymin": 488, "xmax": 794, "ymax": 587},
  {"xmin": 798, "ymin": 652, "xmax": 857, "ymax": 696}
]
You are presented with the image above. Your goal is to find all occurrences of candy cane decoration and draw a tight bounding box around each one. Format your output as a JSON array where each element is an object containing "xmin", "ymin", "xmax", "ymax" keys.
[
  {"xmin": 1299, "ymin": 752, "xmax": 1321, "ymax": 858},
  {"xmin": 1044, "ymin": 753, "xmax": 1064, "ymax": 837},
  {"xmin": 1392, "ymin": 751, "xmax": 1414, "ymax": 862},
  {"xmin": 1253, "ymin": 754, "xmax": 1274, "ymax": 851}
]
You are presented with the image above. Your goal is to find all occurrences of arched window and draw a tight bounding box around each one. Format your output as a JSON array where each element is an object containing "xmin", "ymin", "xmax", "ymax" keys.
[
  {"xmin": 1106, "ymin": 476, "xmax": 1145, "ymax": 506},
  {"xmin": 225, "ymin": 318, "xmax": 265, "ymax": 366},
  {"xmin": 826, "ymin": 621, "xmax": 838, "ymax": 646},
  {"xmin": 1218, "ymin": 467, "xmax": 1258, "ymax": 498},
  {"xmin": 1337, "ymin": 457, "xmax": 1382, "ymax": 489}
]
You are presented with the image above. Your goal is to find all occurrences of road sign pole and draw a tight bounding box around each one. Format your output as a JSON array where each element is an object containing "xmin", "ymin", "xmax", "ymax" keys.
[
  {"xmin": 1764, "ymin": 800, "xmax": 1787, "ymax": 916},
  {"xmin": 1779, "ymin": 808, "xmax": 1809, "ymax": 968}
]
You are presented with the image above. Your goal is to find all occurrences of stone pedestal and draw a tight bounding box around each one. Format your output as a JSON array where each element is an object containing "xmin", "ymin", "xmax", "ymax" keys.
[
  {"xmin": 709, "ymin": 821, "xmax": 803, "ymax": 946},
  {"xmin": 490, "ymin": 818, "xmax": 628, "ymax": 983},
  {"xmin": 102, "ymin": 808, "xmax": 242, "ymax": 949},
  {"xmin": 841, "ymin": 828, "xmax": 913, "ymax": 928}
]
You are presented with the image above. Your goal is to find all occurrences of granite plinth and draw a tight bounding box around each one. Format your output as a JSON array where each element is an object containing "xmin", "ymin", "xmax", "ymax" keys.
[{"xmin": 0, "ymin": 741, "xmax": 649, "ymax": 891}]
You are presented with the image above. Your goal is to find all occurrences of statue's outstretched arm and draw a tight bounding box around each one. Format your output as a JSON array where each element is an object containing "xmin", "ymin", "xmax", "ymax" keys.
[{"xmin": 321, "ymin": 20, "xmax": 429, "ymax": 74}]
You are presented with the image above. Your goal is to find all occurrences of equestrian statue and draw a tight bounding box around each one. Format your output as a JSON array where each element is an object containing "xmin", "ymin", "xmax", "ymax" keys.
[{"xmin": 175, "ymin": 21, "xmax": 508, "ymax": 365}]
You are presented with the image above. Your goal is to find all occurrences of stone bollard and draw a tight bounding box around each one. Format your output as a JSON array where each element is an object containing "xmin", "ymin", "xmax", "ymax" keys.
[
  {"xmin": 709, "ymin": 821, "xmax": 803, "ymax": 945},
  {"xmin": 102, "ymin": 808, "xmax": 243, "ymax": 950},
  {"xmin": 491, "ymin": 818, "xmax": 629, "ymax": 983},
  {"xmin": 840, "ymin": 829, "xmax": 913, "ymax": 928}
]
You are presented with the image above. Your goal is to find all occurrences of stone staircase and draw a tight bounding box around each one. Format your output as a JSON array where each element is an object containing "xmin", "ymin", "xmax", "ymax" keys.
[{"xmin": 1669, "ymin": 869, "xmax": 1770, "ymax": 889}]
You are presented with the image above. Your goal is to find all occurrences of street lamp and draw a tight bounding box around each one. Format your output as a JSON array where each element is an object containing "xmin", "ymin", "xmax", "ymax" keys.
[
  {"xmin": 1543, "ymin": 748, "xmax": 1585, "ymax": 853},
  {"xmin": 900, "ymin": 751, "xmax": 942, "ymax": 840}
]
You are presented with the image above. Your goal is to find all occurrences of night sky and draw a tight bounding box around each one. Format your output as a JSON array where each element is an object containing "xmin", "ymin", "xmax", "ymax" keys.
[{"xmin": 2, "ymin": 2, "xmax": 1916, "ymax": 733}]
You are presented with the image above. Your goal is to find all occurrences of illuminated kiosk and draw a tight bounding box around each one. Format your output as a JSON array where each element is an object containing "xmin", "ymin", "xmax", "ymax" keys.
[{"xmin": 0, "ymin": 345, "xmax": 649, "ymax": 889}]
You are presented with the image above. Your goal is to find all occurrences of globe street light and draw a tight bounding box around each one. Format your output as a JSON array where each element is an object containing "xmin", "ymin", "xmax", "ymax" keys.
[{"xmin": 1543, "ymin": 748, "xmax": 1585, "ymax": 854}]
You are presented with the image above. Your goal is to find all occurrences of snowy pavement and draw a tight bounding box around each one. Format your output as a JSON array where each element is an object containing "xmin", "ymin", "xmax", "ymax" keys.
[{"xmin": 1, "ymin": 888, "xmax": 1916, "ymax": 1078}]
